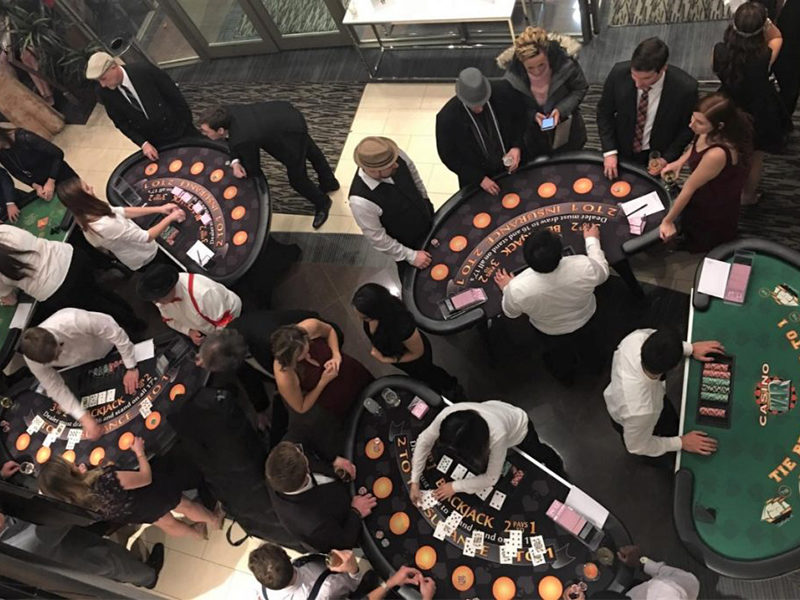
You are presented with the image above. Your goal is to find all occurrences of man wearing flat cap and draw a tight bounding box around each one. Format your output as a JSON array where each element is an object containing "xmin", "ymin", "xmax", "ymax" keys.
[
  {"xmin": 86, "ymin": 51, "xmax": 196, "ymax": 161},
  {"xmin": 136, "ymin": 264, "xmax": 241, "ymax": 346},
  {"xmin": 349, "ymin": 137, "xmax": 434, "ymax": 275},
  {"xmin": 436, "ymin": 67, "xmax": 525, "ymax": 195}
]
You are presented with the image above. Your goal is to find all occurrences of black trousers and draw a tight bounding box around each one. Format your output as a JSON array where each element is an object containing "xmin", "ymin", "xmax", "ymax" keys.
[
  {"xmin": 395, "ymin": 332, "xmax": 459, "ymax": 396},
  {"xmin": 540, "ymin": 314, "xmax": 603, "ymax": 381},
  {"xmin": 610, "ymin": 395, "xmax": 679, "ymax": 469},
  {"xmin": 518, "ymin": 420, "xmax": 564, "ymax": 476},
  {"xmin": 282, "ymin": 133, "xmax": 336, "ymax": 211}
]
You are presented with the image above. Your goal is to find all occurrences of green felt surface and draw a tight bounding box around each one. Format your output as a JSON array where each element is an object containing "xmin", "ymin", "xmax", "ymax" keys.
[{"xmin": 683, "ymin": 253, "xmax": 800, "ymax": 560}]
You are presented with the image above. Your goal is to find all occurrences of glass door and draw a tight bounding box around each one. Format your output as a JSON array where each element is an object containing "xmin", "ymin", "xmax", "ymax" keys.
[{"xmin": 253, "ymin": 0, "xmax": 349, "ymax": 49}]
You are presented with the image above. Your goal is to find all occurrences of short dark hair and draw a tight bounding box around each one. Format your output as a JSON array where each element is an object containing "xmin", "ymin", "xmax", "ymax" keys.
[
  {"xmin": 523, "ymin": 230, "xmax": 562, "ymax": 273},
  {"xmin": 436, "ymin": 409, "xmax": 490, "ymax": 473},
  {"xmin": 631, "ymin": 37, "xmax": 669, "ymax": 72},
  {"xmin": 265, "ymin": 442, "xmax": 308, "ymax": 494},
  {"xmin": 20, "ymin": 327, "xmax": 59, "ymax": 363},
  {"xmin": 198, "ymin": 329, "xmax": 248, "ymax": 372},
  {"xmin": 199, "ymin": 106, "xmax": 231, "ymax": 130},
  {"xmin": 248, "ymin": 543, "xmax": 294, "ymax": 590},
  {"xmin": 641, "ymin": 329, "xmax": 684, "ymax": 375}
]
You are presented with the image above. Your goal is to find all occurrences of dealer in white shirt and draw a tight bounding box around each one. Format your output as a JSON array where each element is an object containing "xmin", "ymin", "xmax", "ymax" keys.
[{"xmin": 19, "ymin": 308, "xmax": 142, "ymax": 441}]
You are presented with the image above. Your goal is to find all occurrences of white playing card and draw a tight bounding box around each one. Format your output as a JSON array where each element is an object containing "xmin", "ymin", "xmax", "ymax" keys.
[
  {"xmin": 462, "ymin": 539, "xmax": 476, "ymax": 557},
  {"xmin": 433, "ymin": 521, "xmax": 448, "ymax": 540},
  {"xmin": 500, "ymin": 545, "xmax": 514, "ymax": 564},
  {"xmin": 490, "ymin": 490, "xmax": 507, "ymax": 510},
  {"xmin": 141, "ymin": 399, "xmax": 153, "ymax": 411},
  {"xmin": 476, "ymin": 486, "xmax": 493, "ymax": 500},
  {"xmin": 43, "ymin": 432, "xmax": 57, "ymax": 448},
  {"xmin": 531, "ymin": 535, "xmax": 545, "ymax": 554},
  {"xmin": 139, "ymin": 403, "xmax": 152, "ymax": 418},
  {"xmin": 532, "ymin": 552, "xmax": 546, "ymax": 566},
  {"xmin": 508, "ymin": 529, "xmax": 523, "ymax": 549},
  {"xmin": 171, "ymin": 186, "xmax": 184, "ymax": 197},
  {"xmin": 451, "ymin": 464, "xmax": 468, "ymax": 480},
  {"xmin": 444, "ymin": 511, "xmax": 463, "ymax": 534},
  {"xmin": 471, "ymin": 530, "xmax": 485, "ymax": 549},
  {"xmin": 27, "ymin": 415, "xmax": 44, "ymax": 435},
  {"xmin": 53, "ymin": 422, "xmax": 66, "ymax": 436},
  {"xmin": 437, "ymin": 455, "xmax": 453, "ymax": 473},
  {"xmin": 420, "ymin": 490, "xmax": 438, "ymax": 510}
]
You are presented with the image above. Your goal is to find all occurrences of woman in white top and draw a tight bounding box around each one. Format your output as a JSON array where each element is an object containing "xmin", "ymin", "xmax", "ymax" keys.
[{"xmin": 57, "ymin": 178, "xmax": 185, "ymax": 271}]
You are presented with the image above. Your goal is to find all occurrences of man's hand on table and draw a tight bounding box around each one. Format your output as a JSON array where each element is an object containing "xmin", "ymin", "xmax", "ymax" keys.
[
  {"xmin": 493, "ymin": 267, "xmax": 514, "ymax": 291},
  {"xmin": 692, "ymin": 340, "xmax": 725, "ymax": 362},
  {"xmin": 682, "ymin": 430, "xmax": 718, "ymax": 455},
  {"xmin": 122, "ymin": 368, "xmax": 140, "ymax": 395}
]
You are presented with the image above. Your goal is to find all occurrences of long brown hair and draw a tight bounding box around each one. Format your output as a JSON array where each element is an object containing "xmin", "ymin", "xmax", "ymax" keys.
[
  {"xmin": 696, "ymin": 92, "xmax": 754, "ymax": 160},
  {"xmin": 715, "ymin": 2, "xmax": 769, "ymax": 89},
  {"xmin": 270, "ymin": 325, "xmax": 309, "ymax": 369},
  {"xmin": 38, "ymin": 455, "xmax": 104, "ymax": 511},
  {"xmin": 56, "ymin": 177, "xmax": 113, "ymax": 231}
]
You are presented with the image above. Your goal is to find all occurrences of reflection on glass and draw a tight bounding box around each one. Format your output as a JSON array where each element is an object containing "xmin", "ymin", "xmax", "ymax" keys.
[
  {"xmin": 260, "ymin": 0, "xmax": 338, "ymax": 35},
  {"xmin": 175, "ymin": 0, "xmax": 262, "ymax": 44}
]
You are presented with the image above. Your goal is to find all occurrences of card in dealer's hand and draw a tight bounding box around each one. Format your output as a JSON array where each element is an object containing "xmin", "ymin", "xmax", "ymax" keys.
[
  {"xmin": 437, "ymin": 455, "xmax": 453, "ymax": 473},
  {"xmin": 489, "ymin": 490, "xmax": 507, "ymax": 510},
  {"xmin": 451, "ymin": 464, "xmax": 468, "ymax": 480}
]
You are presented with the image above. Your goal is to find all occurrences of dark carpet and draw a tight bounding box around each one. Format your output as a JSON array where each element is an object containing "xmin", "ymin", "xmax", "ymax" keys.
[
  {"xmin": 610, "ymin": 0, "xmax": 729, "ymax": 26},
  {"xmin": 181, "ymin": 81, "xmax": 364, "ymax": 215}
]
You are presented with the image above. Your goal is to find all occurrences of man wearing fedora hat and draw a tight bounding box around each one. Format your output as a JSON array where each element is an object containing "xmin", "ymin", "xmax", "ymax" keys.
[
  {"xmin": 436, "ymin": 67, "xmax": 525, "ymax": 194},
  {"xmin": 349, "ymin": 137, "xmax": 434, "ymax": 276},
  {"xmin": 86, "ymin": 52, "xmax": 196, "ymax": 161}
]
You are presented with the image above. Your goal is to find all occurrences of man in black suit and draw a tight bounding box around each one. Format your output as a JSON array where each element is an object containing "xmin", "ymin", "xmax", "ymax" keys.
[
  {"xmin": 436, "ymin": 67, "xmax": 525, "ymax": 193},
  {"xmin": 265, "ymin": 440, "xmax": 376, "ymax": 553},
  {"xmin": 596, "ymin": 38, "xmax": 698, "ymax": 179},
  {"xmin": 85, "ymin": 52, "xmax": 195, "ymax": 162},
  {"xmin": 199, "ymin": 103, "xmax": 339, "ymax": 229}
]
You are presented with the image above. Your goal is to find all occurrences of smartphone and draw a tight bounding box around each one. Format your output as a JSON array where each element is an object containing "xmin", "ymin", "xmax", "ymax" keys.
[{"xmin": 541, "ymin": 116, "xmax": 556, "ymax": 131}]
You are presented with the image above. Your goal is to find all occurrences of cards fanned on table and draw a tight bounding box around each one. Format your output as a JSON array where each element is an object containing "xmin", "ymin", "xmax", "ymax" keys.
[{"xmin": 420, "ymin": 490, "xmax": 438, "ymax": 510}]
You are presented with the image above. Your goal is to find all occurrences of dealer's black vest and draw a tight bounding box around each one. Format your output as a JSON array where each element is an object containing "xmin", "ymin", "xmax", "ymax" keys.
[{"xmin": 350, "ymin": 157, "xmax": 434, "ymax": 250}]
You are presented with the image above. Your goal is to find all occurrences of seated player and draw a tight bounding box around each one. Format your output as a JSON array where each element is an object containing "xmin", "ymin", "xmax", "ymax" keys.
[
  {"xmin": 39, "ymin": 438, "xmax": 223, "ymax": 540},
  {"xmin": 408, "ymin": 401, "xmax": 563, "ymax": 505},
  {"xmin": 0, "ymin": 166, "xmax": 22, "ymax": 223},
  {"xmin": 348, "ymin": 136, "xmax": 434, "ymax": 278},
  {"xmin": 265, "ymin": 440, "xmax": 376, "ymax": 553},
  {"xmin": 604, "ymin": 328, "xmax": 721, "ymax": 463},
  {"xmin": 20, "ymin": 308, "xmax": 143, "ymax": 440},
  {"xmin": 436, "ymin": 67, "xmax": 524, "ymax": 193},
  {"xmin": 136, "ymin": 264, "xmax": 241, "ymax": 345},
  {"xmin": 493, "ymin": 224, "xmax": 609, "ymax": 384},
  {"xmin": 56, "ymin": 177, "xmax": 186, "ymax": 271},
  {"xmin": 367, "ymin": 568, "xmax": 435, "ymax": 600}
]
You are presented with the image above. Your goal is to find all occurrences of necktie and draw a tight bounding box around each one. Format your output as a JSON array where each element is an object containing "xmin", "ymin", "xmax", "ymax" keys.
[
  {"xmin": 632, "ymin": 87, "xmax": 650, "ymax": 154},
  {"xmin": 120, "ymin": 85, "xmax": 145, "ymax": 115}
]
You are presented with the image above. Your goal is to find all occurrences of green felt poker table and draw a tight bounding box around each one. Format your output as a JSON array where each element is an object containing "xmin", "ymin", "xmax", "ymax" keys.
[{"xmin": 675, "ymin": 238, "xmax": 800, "ymax": 578}]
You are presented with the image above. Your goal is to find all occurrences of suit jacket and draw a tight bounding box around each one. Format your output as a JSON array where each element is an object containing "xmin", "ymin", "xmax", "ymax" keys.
[
  {"xmin": 227, "ymin": 101, "xmax": 308, "ymax": 176},
  {"xmin": 436, "ymin": 81, "xmax": 525, "ymax": 189},
  {"xmin": 96, "ymin": 63, "xmax": 194, "ymax": 148},
  {"xmin": 596, "ymin": 61, "xmax": 698, "ymax": 162}
]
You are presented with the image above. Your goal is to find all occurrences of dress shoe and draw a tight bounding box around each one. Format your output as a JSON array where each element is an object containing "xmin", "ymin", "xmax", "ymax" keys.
[
  {"xmin": 312, "ymin": 199, "xmax": 331, "ymax": 229},
  {"xmin": 144, "ymin": 543, "xmax": 165, "ymax": 589}
]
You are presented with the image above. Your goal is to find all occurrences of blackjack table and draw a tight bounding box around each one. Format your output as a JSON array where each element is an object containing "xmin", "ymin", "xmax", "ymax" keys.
[
  {"xmin": 107, "ymin": 141, "xmax": 270, "ymax": 284},
  {"xmin": 403, "ymin": 152, "xmax": 669, "ymax": 334},
  {"xmin": 675, "ymin": 238, "xmax": 800, "ymax": 578},
  {"xmin": 347, "ymin": 376, "xmax": 632, "ymax": 599},
  {"xmin": 0, "ymin": 333, "xmax": 207, "ymax": 476}
]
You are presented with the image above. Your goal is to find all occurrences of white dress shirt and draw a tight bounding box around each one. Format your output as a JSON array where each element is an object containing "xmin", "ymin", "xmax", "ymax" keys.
[
  {"xmin": 0, "ymin": 225, "xmax": 72, "ymax": 301},
  {"xmin": 348, "ymin": 149, "xmax": 428, "ymax": 264},
  {"xmin": 83, "ymin": 207, "xmax": 158, "ymax": 271},
  {"xmin": 603, "ymin": 70, "xmax": 665, "ymax": 157},
  {"xmin": 501, "ymin": 237, "xmax": 609, "ymax": 335},
  {"xmin": 156, "ymin": 272, "xmax": 241, "ymax": 337},
  {"xmin": 256, "ymin": 562, "xmax": 362, "ymax": 600},
  {"xmin": 628, "ymin": 560, "xmax": 700, "ymax": 600},
  {"xmin": 410, "ymin": 401, "xmax": 529, "ymax": 495},
  {"xmin": 603, "ymin": 329, "xmax": 693, "ymax": 457},
  {"xmin": 24, "ymin": 308, "xmax": 137, "ymax": 420},
  {"xmin": 119, "ymin": 67, "xmax": 148, "ymax": 118}
]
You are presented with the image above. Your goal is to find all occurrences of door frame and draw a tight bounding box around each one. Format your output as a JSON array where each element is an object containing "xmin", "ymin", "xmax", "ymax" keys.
[{"xmin": 242, "ymin": 0, "xmax": 351, "ymax": 50}]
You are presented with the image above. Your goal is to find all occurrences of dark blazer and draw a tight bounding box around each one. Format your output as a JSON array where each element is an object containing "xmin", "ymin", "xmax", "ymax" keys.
[
  {"xmin": 596, "ymin": 61, "xmax": 698, "ymax": 162},
  {"xmin": 96, "ymin": 63, "xmax": 194, "ymax": 148},
  {"xmin": 0, "ymin": 129, "xmax": 76, "ymax": 186},
  {"xmin": 436, "ymin": 81, "xmax": 525, "ymax": 188},
  {"xmin": 226, "ymin": 101, "xmax": 309, "ymax": 175}
]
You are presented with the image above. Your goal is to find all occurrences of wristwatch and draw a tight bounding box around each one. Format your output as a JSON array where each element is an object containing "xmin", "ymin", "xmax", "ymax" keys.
[{"xmin": 639, "ymin": 556, "xmax": 650, "ymax": 566}]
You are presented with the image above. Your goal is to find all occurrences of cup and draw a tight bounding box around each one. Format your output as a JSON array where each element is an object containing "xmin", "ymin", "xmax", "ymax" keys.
[
  {"xmin": 19, "ymin": 462, "xmax": 34, "ymax": 475},
  {"xmin": 648, "ymin": 150, "xmax": 662, "ymax": 173},
  {"xmin": 381, "ymin": 388, "xmax": 401, "ymax": 408},
  {"xmin": 502, "ymin": 153, "xmax": 514, "ymax": 167},
  {"xmin": 0, "ymin": 397, "xmax": 11, "ymax": 409}
]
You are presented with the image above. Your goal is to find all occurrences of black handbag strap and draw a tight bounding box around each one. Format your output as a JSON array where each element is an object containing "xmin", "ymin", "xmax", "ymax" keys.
[{"xmin": 225, "ymin": 520, "xmax": 249, "ymax": 546}]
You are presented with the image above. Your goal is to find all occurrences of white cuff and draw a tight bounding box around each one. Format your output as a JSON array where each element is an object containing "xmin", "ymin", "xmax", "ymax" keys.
[
  {"xmin": 602, "ymin": 150, "xmax": 618, "ymax": 158},
  {"xmin": 682, "ymin": 341, "xmax": 693, "ymax": 358}
]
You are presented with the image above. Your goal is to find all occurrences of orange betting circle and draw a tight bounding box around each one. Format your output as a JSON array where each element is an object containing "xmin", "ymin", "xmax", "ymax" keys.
[
  {"xmin": 492, "ymin": 576, "xmax": 516, "ymax": 600},
  {"xmin": 449, "ymin": 236, "xmax": 468, "ymax": 252},
  {"xmin": 190, "ymin": 161, "xmax": 205, "ymax": 175},
  {"xmin": 15, "ymin": 433, "xmax": 30, "ymax": 451},
  {"xmin": 365, "ymin": 437, "xmax": 384, "ymax": 459},
  {"xmin": 610, "ymin": 180, "xmax": 632, "ymax": 198},
  {"xmin": 538, "ymin": 575, "xmax": 564, "ymax": 600},
  {"xmin": 210, "ymin": 169, "xmax": 225, "ymax": 182},
  {"xmin": 169, "ymin": 384, "xmax": 186, "ymax": 401},
  {"xmin": 501, "ymin": 193, "xmax": 521, "ymax": 209},
  {"xmin": 430, "ymin": 264, "xmax": 449, "ymax": 281},
  {"xmin": 36, "ymin": 446, "xmax": 51, "ymax": 464},
  {"xmin": 118, "ymin": 432, "xmax": 135, "ymax": 451},
  {"xmin": 145, "ymin": 411, "xmax": 162, "ymax": 430},
  {"xmin": 373, "ymin": 476, "xmax": 393, "ymax": 499},
  {"xmin": 89, "ymin": 446, "xmax": 105, "ymax": 466},
  {"xmin": 62, "ymin": 450, "xmax": 76, "ymax": 463},
  {"xmin": 389, "ymin": 512, "xmax": 410, "ymax": 535},
  {"xmin": 473, "ymin": 212, "xmax": 492, "ymax": 229},
  {"xmin": 223, "ymin": 186, "xmax": 238, "ymax": 200},
  {"xmin": 168, "ymin": 160, "xmax": 183, "ymax": 173},
  {"xmin": 538, "ymin": 182, "xmax": 557, "ymax": 198},
  {"xmin": 583, "ymin": 562, "xmax": 599, "ymax": 580},
  {"xmin": 452, "ymin": 566, "xmax": 475, "ymax": 592},
  {"xmin": 231, "ymin": 206, "xmax": 246, "ymax": 220},
  {"xmin": 233, "ymin": 231, "xmax": 249, "ymax": 246},
  {"xmin": 144, "ymin": 163, "xmax": 158, "ymax": 176},
  {"xmin": 573, "ymin": 177, "xmax": 593, "ymax": 194},
  {"xmin": 415, "ymin": 546, "xmax": 437, "ymax": 571}
]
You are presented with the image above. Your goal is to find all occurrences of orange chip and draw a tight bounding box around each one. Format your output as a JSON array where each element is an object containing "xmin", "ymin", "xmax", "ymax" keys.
[
  {"xmin": 144, "ymin": 163, "xmax": 158, "ymax": 176},
  {"xmin": 36, "ymin": 446, "xmax": 51, "ymax": 464},
  {"xmin": 37, "ymin": 217, "xmax": 49, "ymax": 230},
  {"xmin": 373, "ymin": 476, "xmax": 393, "ymax": 499},
  {"xmin": 492, "ymin": 576, "xmax": 517, "ymax": 600},
  {"xmin": 501, "ymin": 193, "xmax": 521, "ymax": 209},
  {"xmin": 233, "ymin": 231, "xmax": 248, "ymax": 246},
  {"xmin": 365, "ymin": 437, "xmax": 384, "ymax": 460},
  {"xmin": 190, "ymin": 161, "xmax": 205, "ymax": 175},
  {"xmin": 231, "ymin": 206, "xmax": 246, "ymax": 220},
  {"xmin": 118, "ymin": 431, "xmax": 135, "ymax": 451},
  {"xmin": 610, "ymin": 180, "xmax": 632, "ymax": 198},
  {"xmin": 449, "ymin": 235, "xmax": 468, "ymax": 252},
  {"xmin": 210, "ymin": 169, "xmax": 225, "ymax": 182},
  {"xmin": 452, "ymin": 566, "xmax": 475, "ymax": 592},
  {"xmin": 89, "ymin": 446, "xmax": 105, "ymax": 466},
  {"xmin": 389, "ymin": 512, "xmax": 410, "ymax": 535},
  {"xmin": 415, "ymin": 546, "xmax": 437, "ymax": 571},
  {"xmin": 573, "ymin": 177, "xmax": 593, "ymax": 194},
  {"xmin": 169, "ymin": 384, "xmax": 186, "ymax": 401},
  {"xmin": 145, "ymin": 411, "xmax": 161, "ymax": 430},
  {"xmin": 62, "ymin": 450, "xmax": 76, "ymax": 463},
  {"xmin": 473, "ymin": 212, "xmax": 491, "ymax": 229},
  {"xmin": 223, "ymin": 186, "xmax": 238, "ymax": 200},
  {"xmin": 538, "ymin": 182, "xmax": 557, "ymax": 198},
  {"xmin": 168, "ymin": 160, "xmax": 183, "ymax": 173},
  {"xmin": 15, "ymin": 432, "xmax": 30, "ymax": 451},
  {"xmin": 430, "ymin": 264, "xmax": 449, "ymax": 281}
]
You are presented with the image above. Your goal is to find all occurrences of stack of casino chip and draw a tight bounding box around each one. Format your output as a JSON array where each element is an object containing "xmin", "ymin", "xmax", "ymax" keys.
[{"xmin": 698, "ymin": 362, "xmax": 732, "ymax": 420}]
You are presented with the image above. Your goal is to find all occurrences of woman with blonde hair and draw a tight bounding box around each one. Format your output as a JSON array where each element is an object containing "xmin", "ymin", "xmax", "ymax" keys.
[{"xmin": 496, "ymin": 26, "xmax": 588, "ymax": 156}]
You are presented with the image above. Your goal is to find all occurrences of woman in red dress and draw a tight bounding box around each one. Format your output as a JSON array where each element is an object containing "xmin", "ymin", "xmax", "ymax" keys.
[{"xmin": 658, "ymin": 93, "xmax": 754, "ymax": 253}]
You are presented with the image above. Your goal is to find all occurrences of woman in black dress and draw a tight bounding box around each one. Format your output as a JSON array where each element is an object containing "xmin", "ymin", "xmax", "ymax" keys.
[
  {"xmin": 39, "ymin": 437, "xmax": 222, "ymax": 539},
  {"xmin": 713, "ymin": 2, "xmax": 791, "ymax": 204},
  {"xmin": 352, "ymin": 283, "xmax": 463, "ymax": 400}
]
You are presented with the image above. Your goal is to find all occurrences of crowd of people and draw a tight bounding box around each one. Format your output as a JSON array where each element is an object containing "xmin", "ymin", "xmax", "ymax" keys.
[{"xmin": 0, "ymin": 1, "xmax": 795, "ymax": 597}]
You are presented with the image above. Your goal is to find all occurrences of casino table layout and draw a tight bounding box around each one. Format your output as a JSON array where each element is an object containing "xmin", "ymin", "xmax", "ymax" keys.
[
  {"xmin": 675, "ymin": 238, "xmax": 800, "ymax": 579},
  {"xmin": 347, "ymin": 376, "xmax": 632, "ymax": 599},
  {"xmin": 0, "ymin": 193, "xmax": 72, "ymax": 369},
  {"xmin": 403, "ymin": 152, "xmax": 669, "ymax": 334},
  {"xmin": 0, "ymin": 333, "xmax": 207, "ymax": 476},
  {"xmin": 107, "ymin": 141, "xmax": 270, "ymax": 284}
]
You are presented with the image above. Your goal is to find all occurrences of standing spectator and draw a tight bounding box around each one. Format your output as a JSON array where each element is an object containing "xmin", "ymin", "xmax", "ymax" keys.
[{"xmin": 773, "ymin": 0, "xmax": 800, "ymax": 115}]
